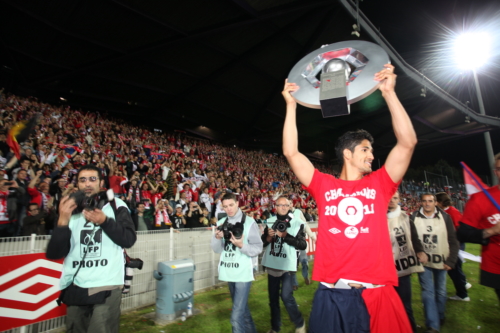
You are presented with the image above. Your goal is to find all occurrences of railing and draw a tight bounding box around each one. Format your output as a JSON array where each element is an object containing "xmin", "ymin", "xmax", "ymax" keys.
[{"xmin": 0, "ymin": 223, "xmax": 318, "ymax": 333}]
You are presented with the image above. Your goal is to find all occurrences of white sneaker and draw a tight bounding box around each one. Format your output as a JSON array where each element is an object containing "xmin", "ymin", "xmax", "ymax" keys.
[
  {"xmin": 465, "ymin": 282, "xmax": 472, "ymax": 289},
  {"xmin": 295, "ymin": 324, "xmax": 306, "ymax": 333},
  {"xmin": 449, "ymin": 295, "xmax": 470, "ymax": 301}
]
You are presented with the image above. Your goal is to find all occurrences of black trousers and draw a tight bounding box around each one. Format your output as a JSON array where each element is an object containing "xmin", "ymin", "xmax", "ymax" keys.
[
  {"xmin": 394, "ymin": 274, "xmax": 416, "ymax": 333},
  {"xmin": 447, "ymin": 256, "xmax": 468, "ymax": 298}
]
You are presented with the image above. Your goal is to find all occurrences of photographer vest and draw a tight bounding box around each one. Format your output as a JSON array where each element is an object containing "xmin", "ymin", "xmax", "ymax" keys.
[
  {"xmin": 261, "ymin": 213, "xmax": 303, "ymax": 272},
  {"xmin": 388, "ymin": 206, "xmax": 423, "ymax": 277},
  {"xmin": 216, "ymin": 216, "xmax": 255, "ymax": 283},
  {"xmin": 412, "ymin": 209, "xmax": 450, "ymax": 270},
  {"xmin": 60, "ymin": 199, "xmax": 127, "ymax": 289}
]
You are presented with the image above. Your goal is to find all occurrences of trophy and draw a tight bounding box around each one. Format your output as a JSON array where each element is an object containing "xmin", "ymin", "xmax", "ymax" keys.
[{"xmin": 287, "ymin": 40, "xmax": 390, "ymax": 117}]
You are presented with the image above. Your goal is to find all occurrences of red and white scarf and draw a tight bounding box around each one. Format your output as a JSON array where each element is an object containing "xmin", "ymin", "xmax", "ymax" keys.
[
  {"xmin": 129, "ymin": 186, "xmax": 140, "ymax": 202},
  {"xmin": 155, "ymin": 209, "xmax": 171, "ymax": 227}
]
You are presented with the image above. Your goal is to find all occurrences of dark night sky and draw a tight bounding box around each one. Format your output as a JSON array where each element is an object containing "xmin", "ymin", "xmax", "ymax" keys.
[
  {"xmin": 0, "ymin": 0, "xmax": 499, "ymax": 177},
  {"xmin": 358, "ymin": 0, "xmax": 500, "ymax": 176}
]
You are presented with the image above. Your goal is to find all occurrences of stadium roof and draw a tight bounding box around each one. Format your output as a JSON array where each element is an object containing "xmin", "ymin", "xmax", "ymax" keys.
[{"xmin": 1, "ymin": 0, "xmax": 499, "ymax": 167}]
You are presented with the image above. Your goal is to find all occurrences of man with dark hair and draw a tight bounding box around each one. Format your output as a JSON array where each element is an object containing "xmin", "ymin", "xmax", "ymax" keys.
[
  {"xmin": 435, "ymin": 192, "xmax": 471, "ymax": 302},
  {"xmin": 334, "ymin": 130, "xmax": 374, "ymax": 168},
  {"xmin": 457, "ymin": 152, "xmax": 500, "ymax": 302},
  {"xmin": 282, "ymin": 64, "xmax": 417, "ymax": 333},
  {"xmin": 262, "ymin": 196, "xmax": 307, "ymax": 333},
  {"xmin": 132, "ymin": 203, "xmax": 153, "ymax": 231},
  {"xmin": 23, "ymin": 202, "xmax": 54, "ymax": 235},
  {"xmin": 211, "ymin": 192, "xmax": 263, "ymax": 333},
  {"xmin": 46, "ymin": 164, "xmax": 136, "ymax": 333},
  {"xmin": 412, "ymin": 193, "xmax": 458, "ymax": 333},
  {"xmin": 185, "ymin": 201, "xmax": 202, "ymax": 228}
]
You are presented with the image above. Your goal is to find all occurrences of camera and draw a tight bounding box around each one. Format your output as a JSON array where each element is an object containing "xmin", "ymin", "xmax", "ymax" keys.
[
  {"xmin": 70, "ymin": 190, "xmax": 100, "ymax": 211},
  {"xmin": 272, "ymin": 220, "xmax": 291, "ymax": 233},
  {"xmin": 217, "ymin": 221, "xmax": 244, "ymax": 240},
  {"xmin": 4, "ymin": 181, "xmax": 14, "ymax": 186}
]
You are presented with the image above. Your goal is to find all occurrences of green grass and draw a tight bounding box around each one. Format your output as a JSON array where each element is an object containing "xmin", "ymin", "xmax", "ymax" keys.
[{"xmin": 120, "ymin": 243, "xmax": 499, "ymax": 333}]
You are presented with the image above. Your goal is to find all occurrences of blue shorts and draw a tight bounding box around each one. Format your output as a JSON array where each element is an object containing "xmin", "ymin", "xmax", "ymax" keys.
[{"xmin": 309, "ymin": 284, "xmax": 370, "ymax": 333}]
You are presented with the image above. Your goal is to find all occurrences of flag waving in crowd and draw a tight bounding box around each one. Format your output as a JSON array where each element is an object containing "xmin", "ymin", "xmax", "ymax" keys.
[{"xmin": 461, "ymin": 161, "xmax": 500, "ymax": 211}]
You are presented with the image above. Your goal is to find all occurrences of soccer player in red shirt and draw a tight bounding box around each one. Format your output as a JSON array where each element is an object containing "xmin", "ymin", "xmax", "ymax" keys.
[
  {"xmin": 458, "ymin": 153, "xmax": 500, "ymax": 303},
  {"xmin": 282, "ymin": 64, "xmax": 416, "ymax": 333}
]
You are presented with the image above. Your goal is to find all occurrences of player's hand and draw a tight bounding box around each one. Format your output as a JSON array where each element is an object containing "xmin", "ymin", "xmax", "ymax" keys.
[
  {"xmin": 417, "ymin": 251, "xmax": 428, "ymax": 265},
  {"xmin": 490, "ymin": 222, "xmax": 500, "ymax": 236},
  {"xmin": 83, "ymin": 208, "xmax": 107, "ymax": 226},
  {"xmin": 229, "ymin": 232, "xmax": 244, "ymax": 248},
  {"xmin": 282, "ymin": 79, "xmax": 299, "ymax": 105},
  {"xmin": 443, "ymin": 264, "xmax": 452, "ymax": 271},
  {"xmin": 375, "ymin": 64, "xmax": 396, "ymax": 95}
]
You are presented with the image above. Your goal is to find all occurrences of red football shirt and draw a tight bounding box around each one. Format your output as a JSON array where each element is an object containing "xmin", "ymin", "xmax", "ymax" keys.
[
  {"xmin": 443, "ymin": 206, "xmax": 462, "ymax": 229},
  {"xmin": 305, "ymin": 166, "xmax": 399, "ymax": 286},
  {"xmin": 461, "ymin": 186, "xmax": 500, "ymax": 274}
]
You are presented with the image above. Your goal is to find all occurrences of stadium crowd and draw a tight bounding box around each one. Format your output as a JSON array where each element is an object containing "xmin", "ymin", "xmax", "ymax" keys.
[
  {"xmin": 0, "ymin": 91, "xmax": 328, "ymax": 236},
  {"xmin": 0, "ymin": 90, "xmax": 470, "ymax": 237}
]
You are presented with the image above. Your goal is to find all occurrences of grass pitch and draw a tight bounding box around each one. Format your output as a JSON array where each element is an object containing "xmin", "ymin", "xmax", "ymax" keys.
[{"xmin": 119, "ymin": 243, "xmax": 498, "ymax": 333}]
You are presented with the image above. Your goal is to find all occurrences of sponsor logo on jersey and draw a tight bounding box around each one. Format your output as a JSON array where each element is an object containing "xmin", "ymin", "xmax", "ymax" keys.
[
  {"xmin": 344, "ymin": 226, "xmax": 359, "ymax": 239},
  {"xmin": 329, "ymin": 228, "xmax": 341, "ymax": 234},
  {"xmin": 360, "ymin": 227, "xmax": 369, "ymax": 233}
]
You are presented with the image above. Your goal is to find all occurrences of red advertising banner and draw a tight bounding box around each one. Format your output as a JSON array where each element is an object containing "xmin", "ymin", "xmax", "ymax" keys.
[
  {"xmin": 0, "ymin": 253, "xmax": 66, "ymax": 332},
  {"xmin": 306, "ymin": 227, "xmax": 318, "ymax": 256}
]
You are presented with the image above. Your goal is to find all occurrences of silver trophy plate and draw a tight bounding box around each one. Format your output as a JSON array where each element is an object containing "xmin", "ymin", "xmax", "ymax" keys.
[{"xmin": 288, "ymin": 40, "xmax": 390, "ymax": 110}]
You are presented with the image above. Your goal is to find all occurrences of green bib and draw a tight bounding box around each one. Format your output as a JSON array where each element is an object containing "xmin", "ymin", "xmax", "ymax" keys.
[
  {"xmin": 60, "ymin": 199, "xmax": 127, "ymax": 289},
  {"xmin": 216, "ymin": 216, "xmax": 255, "ymax": 282},
  {"xmin": 261, "ymin": 214, "xmax": 303, "ymax": 271}
]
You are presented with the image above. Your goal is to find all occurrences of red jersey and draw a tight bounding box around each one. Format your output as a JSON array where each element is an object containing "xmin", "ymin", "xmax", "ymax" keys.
[
  {"xmin": 443, "ymin": 206, "xmax": 462, "ymax": 229},
  {"xmin": 304, "ymin": 167, "xmax": 398, "ymax": 286},
  {"xmin": 461, "ymin": 186, "xmax": 500, "ymax": 274},
  {"xmin": 152, "ymin": 193, "xmax": 163, "ymax": 206}
]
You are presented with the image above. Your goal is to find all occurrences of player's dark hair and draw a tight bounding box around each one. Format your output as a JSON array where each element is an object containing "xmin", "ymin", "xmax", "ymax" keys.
[
  {"xmin": 435, "ymin": 192, "xmax": 452, "ymax": 207},
  {"xmin": 335, "ymin": 129, "xmax": 374, "ymax": 168}
]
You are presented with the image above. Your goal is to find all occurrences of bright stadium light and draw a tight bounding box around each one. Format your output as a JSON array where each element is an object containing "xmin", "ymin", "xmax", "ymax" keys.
[
  {"xmin": 453, "ymin": 32, "xmax": 491, "ymax": 70},
  {"xmin": 453, "ymin": 30, "xmax": 496, "ymax": 184}
]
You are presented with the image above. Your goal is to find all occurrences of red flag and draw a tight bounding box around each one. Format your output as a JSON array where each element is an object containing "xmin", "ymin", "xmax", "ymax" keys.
[
  {"xmin": 6, "ymin": 124, "xmax": 23, "ymax": 159},
  {"xmin": 461, "ymin": 162, "xmax": 488, "ymax": 198}
]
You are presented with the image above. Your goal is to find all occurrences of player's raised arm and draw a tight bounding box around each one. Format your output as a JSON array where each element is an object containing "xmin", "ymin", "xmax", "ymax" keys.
[
  {"xmin": 377, "ymin": 64, "xmax": 417, "ymax": 183},
  {"xmin": 282, "ymin": 79, "xmax": 315, "ymax": 187}
]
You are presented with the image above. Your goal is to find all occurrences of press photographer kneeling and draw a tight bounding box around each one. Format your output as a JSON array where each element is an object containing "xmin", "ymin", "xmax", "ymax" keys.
[
  {"xmin": 46, "ymin": 165, "xmax": 136, "ymax": 333},
  {"xmin": 262, "ymin": 196, "xmax": 307, "ymax": 333}
]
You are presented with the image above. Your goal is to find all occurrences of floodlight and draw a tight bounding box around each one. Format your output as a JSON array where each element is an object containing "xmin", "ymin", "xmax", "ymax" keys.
[{"xmin": 453, "ymin": 32, "xmax": 491, "ymax": 70}]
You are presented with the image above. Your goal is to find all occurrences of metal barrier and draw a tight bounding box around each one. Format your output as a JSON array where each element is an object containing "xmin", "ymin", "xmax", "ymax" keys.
[{"xmin": 0, "ymin": 223, "xmax": 318, "ymax": 333}]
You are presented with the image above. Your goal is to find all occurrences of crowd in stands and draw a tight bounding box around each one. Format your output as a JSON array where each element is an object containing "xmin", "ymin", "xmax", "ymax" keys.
[
  {"xmin": 0, "ymin": 91, "xmax": 325, "ymax": 236},
  {"xmin": 0, "ymin": 91, "xmax": 468, "ymax": 237}
]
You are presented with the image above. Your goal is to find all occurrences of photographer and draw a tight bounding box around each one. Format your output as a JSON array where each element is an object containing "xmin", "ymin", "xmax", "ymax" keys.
[
  {"xmin": 261, "ymin": 196, "xmax": 307, "ymax": 333},
  {"xmin": 211, "ymin": 193, "xmax": 263, "ymax": 333},
  {"xmin": 46, "ymin": 164, "xmax": 136, "ymax": 333},
  {"xmin": 0, "ymin": 179, "xmax": 24, "ymax": 237},
  {"xmin": 185, "ymin": 201, "xmax": 202, "ymax": 228}
]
